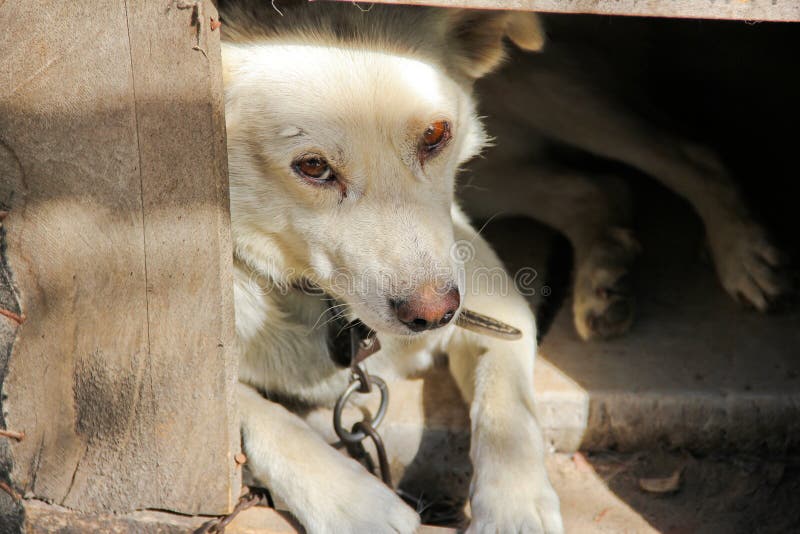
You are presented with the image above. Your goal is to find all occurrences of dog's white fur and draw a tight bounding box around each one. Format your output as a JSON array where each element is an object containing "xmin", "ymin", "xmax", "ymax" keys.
[{"xmin": 221, "ymin": 2, "xmax": 561, "ymax": 532}]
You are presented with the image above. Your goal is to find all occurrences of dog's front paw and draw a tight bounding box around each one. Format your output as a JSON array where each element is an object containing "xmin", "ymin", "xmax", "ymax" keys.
[
  {"xmin": 707, "ymin": 218, "xmax": 792, "ymax": 311},
  {"xmin": 299, "ymin": 463, "xmax": 420, "ymax": 534},
  {"xmin": 467, "ymin": 414, "xmax": 563, "ymax": 534},
  {"xmin": 467, "ymin": 472, "xmax": 562, "ymax": 534},
  {"xmin": 573, "ymin": 227, "xmax": 641, "ymax": 340}
]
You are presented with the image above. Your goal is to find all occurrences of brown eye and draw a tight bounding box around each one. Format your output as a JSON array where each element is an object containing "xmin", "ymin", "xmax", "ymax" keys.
[
  {"xmin": 293, "ymin": 155, "xmax": 334, "ymax": 183},
  {"xmin": 420, "ymin": 120, "xmax": 451, "ymax": 156}
]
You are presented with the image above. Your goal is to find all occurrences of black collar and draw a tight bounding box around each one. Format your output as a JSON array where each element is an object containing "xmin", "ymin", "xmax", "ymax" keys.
[
  {"xmin": 291, "ymin": 280, "xmax": 382, "ymax": 368},
  {"xmin": 327, "ymin": 313, "xmax": 381, "ymax": 368}
]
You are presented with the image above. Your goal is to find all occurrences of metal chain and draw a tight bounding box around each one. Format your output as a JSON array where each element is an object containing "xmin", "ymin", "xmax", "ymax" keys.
[
  {"xmin": 193, "ymin": 302, "xmax": 522, "ymax": 531},
  {"xmin": 333, "ymin": 364, "xmax": 392, "ymax": 486},
  {"xmin": 194, "ymin": 487, "xmax": 274, "ymax": 534},
  {"xmin": 352, "ymin": 419, "xmax": 392, "ymax": 486}
]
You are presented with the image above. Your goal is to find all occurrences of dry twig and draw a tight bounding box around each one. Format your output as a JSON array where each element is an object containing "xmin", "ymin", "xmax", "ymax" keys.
[{"xmin": 0, "ymin": 429, "xmax": 25, "ymax": 441}]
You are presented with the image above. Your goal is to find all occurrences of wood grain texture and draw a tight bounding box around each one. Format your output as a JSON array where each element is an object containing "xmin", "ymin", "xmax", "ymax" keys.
[
  {"xmin": 345, "ymin": 0, "xmax": 800, "ymax": 22},
  {"xmin": 0, "ymin": 0, "xmax": 238, "ymax": 515},
  {"xmin": 23, "ymin": 498, "xmax": 455, "ymax": 534}
]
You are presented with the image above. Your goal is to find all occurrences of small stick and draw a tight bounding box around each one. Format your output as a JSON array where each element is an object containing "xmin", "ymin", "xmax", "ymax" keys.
[
  {"xmin": 594, "ymin": 507, "xmax": 611, "ymax": 522},
  {"xmin": 176, "ymin": 1, "xmax": 208, "ymax": 57},
  {"xmin": 455, "ymin": 308, "xmax": 522, "ymax": 341},
  {"xmin": 0, "ymin": 481, "xmax": 21, "ymax": 502},
  {"xmin": 0, "ymin": 308, "xmax": 25, "ymax": 325},
  {"xmin": 0, "ymin": 429, "xmax": 25, "ymax": 441}
]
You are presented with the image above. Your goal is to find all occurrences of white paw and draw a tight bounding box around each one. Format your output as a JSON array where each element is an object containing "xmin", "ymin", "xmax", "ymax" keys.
[
  {"xmin": 467, "ymin": 471, "xmax": 563, "ymax": 534},
  {"xmin": 573, "ymin": 227, "xmax": 641, "ymax": 340},
  {"xmin": 297, "ymin": 460, "xmax": 420, "ymax": 534},
  {"xmin": 707, "ymin": 218, "xmax": 791, "ymax": 311},
  {"xmin": 467, "ymin": 415, "xmax": 564, "ymax": 534}
]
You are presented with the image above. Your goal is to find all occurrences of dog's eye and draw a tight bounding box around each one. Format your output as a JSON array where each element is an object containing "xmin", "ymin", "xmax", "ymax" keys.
[
  {"xmin": 293, "ymin": 156, "xmax": 334, "ymax": 183},
  {"xmin": 420, "ymin": 120, "xmax": 451, "ymax": 159}
]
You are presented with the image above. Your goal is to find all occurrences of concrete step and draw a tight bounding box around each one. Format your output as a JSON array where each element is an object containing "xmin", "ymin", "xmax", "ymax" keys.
[{"xmin": 538, "ymin": 286, "xmax": 800, "ymax": 453}]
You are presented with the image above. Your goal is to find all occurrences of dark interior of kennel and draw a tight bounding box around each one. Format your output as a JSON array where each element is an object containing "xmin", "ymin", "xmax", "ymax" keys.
[
  {"xmin": 1, "ymin": 5, "xmax": 799, "ymax": 533},
  {"xmin": 527, "ymin": 14, "xmax": 800, "ymax": 248}
]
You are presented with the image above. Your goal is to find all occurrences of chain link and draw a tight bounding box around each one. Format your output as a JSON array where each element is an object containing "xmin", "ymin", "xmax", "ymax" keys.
[{"xmin": 333, "ymin": 365, "xmax": 392, "ymax": 486}]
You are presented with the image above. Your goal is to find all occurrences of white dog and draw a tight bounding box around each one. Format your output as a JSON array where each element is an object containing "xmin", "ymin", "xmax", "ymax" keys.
[{"xmin": 220, "ymin": 1, "xmax": 561, "ymax": 533}]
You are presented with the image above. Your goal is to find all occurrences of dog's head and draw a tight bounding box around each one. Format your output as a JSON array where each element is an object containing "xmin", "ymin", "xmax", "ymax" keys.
[{"xmin": 221, "ymin": 2, "xmax": 542, "ymax": 335}]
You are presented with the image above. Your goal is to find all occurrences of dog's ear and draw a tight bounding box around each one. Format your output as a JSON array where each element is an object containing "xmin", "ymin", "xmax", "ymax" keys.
[
  {"xmin": 445, "ymin": 11, "xmax": 545, "ymax": 80},
  {"xmin": 506, "ymin": 13, "xmax": 545, "ymax": 53}
]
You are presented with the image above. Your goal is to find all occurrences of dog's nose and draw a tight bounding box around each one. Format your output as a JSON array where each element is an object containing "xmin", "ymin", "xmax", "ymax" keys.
[{"xmin": 391, "ymin": 284, "xmax": 460, "ymax": 332}]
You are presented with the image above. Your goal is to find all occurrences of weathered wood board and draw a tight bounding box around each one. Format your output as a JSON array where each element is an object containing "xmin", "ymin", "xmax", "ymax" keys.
[
  {"xmin": 0, "ymin": 0, "xmax": 239, "ymax": 516},
  {"xmin": 22, "ymin": 498, "xmax": 454, "ymax": 534},
  {"xmin": 354, "ymin": 0, "xmax": 800, "ymax": 22}
]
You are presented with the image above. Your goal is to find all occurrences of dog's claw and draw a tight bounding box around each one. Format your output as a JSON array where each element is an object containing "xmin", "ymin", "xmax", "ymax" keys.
[
  {"xmin": 584, "ymin": 298, "xmax": 633, "ymax": 337},
  {"xmin": 707, "ymin": 218, "xmax": 793, "ymax": 312}
]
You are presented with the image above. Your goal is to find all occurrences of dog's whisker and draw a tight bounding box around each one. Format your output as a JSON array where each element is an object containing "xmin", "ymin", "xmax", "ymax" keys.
[
  {"xmin": 472, "ymin": 211, "xmax": 503, "ymax": 240},
  {"xmin": 314, "ymin": 303, "xmax": 349, "ymax": 324},
  {"xmin": 316, "ymin": 306, "xmax": 352, "ymax": 331},
  {"xmin": 316, "ymin": 311, "xmax": 347, "ymax": 331},
  {"xmin": 311, "ymin": 302, "xmax": 351, "ymax": 330},
  {"xmin": 336, "ymin": 317, "xmax": 362, "ymax": 337}
]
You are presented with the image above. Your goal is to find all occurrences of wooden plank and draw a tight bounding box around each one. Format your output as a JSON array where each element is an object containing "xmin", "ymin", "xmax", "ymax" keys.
[
  {"xmin": 0, "ymin": 0, "xmax": 238, "ymax": 515},
  {"xmin": 124, "ymin": 0, "xmax": 239, "ymax": 515},
  {"xmin": 349, "ymin": 0, "xmax": 800, "ymax": 22},
  {"xmin": 23, "ymin": 499, "xmax": 454, "ymax": 534}
]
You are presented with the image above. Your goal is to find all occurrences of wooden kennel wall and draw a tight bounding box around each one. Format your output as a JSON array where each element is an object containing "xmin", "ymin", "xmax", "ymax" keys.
[
  {"xmin": 368, "ymin": 0, "xmax": 800, "ymax": 22},
  {"xmin": 1, "ymin": 0, "xmax": 798, "ymax": 529},
  {"xmin": 0, "ymin": 0, "xmax": 239, "ymax": 520}
]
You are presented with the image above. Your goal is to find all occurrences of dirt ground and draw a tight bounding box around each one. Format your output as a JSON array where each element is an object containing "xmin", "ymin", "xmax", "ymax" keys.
[
  {"xmin": 405, "ymin": 450, "xmax": 800, "ymax": 533},
  {"xmin": 578, "ymin": 450, "xmax": 800, "ymax": 534}
]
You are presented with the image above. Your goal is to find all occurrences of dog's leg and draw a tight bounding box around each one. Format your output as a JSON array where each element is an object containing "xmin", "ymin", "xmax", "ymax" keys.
[
  {"xmin": 446, "ymin": 210, "xmax": 563, "ymax": 533},
  {"xmin": 461, "ymin": 165, "xmax": 640, "ymax": 340},
  {"xmin": 507, "ymin": 63, "xmax": 790, "ymax": 310},
  {"xmin": 590, "ymin": 130, "xmax": 789, "ymax": 311},
  {"xmin": 238, "ymin": 383, "xmax": 420, "ymax": 534}
]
